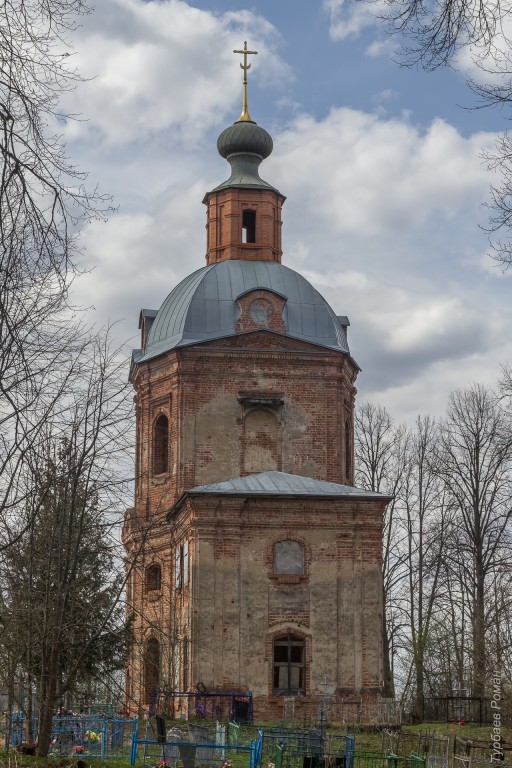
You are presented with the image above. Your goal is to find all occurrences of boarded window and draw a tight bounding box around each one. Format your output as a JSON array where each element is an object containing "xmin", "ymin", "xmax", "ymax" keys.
[
  {"xmin": 153, "ymin": 414, "xmax": 169, "ymax": 475},
  {"xmin": 183, "ymin": 540, "xmax": 189, "ymax": 585},
  {"xmin": 175, "ymin": 546, "xmax": 182, "ymax": 589},
  {"xmin": 273, "ymin": 540, "xmax": 304, "ymax": 575},
  {"xmin": 273, "ymin": 635, "xmax": 305, "ymax": 694},
  {"xmin": 146, "ymin": 564, "xmax": 161, "ymax": 591},
  {"xmin": 144, "ymin": 637, "xmax": 160, "ymax": 704},
  {"xmin": 175, "ymin": 541, "xmax": 190, "ymax": 589}
]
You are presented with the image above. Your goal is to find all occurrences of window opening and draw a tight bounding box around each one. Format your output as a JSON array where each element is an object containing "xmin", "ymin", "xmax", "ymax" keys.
[
  {"xmin": 153, "ymin": 414, "xmax": 169, "ymax": 475},
  {"xmin": 146, "ymin": 564, "xmax": 162, "ymax": 591},
  {"xmin": 273, "ymin": 635, "xmax": 305, "ymax": 694},
  {"xmin": 242, "ymin": 210, "xmax": 256, "ymax": 243}
]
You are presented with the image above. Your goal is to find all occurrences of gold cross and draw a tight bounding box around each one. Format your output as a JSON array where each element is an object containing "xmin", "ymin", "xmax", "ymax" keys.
[
  {"xmin": 233, "ymin": 41, "xmax": 258, "ymax": 122},
  {"xmin": 234, "ymin": 41, "xmax": 258, "ymax": 79}
]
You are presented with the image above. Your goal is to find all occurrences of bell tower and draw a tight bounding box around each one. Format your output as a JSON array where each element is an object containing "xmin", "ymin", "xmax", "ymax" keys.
[
  {"xmin": 123, "ymin": 43, "xmax": 387, "ymax": 721},
  {"xmin": 203, "ymin": 42, "xmax": 285, "ymax": 265}
]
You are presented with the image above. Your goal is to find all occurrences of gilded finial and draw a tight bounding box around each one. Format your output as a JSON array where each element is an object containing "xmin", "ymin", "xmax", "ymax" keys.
[{"xmin": 233, "ymin": 41, "xmax": 257, "ymax": 122}]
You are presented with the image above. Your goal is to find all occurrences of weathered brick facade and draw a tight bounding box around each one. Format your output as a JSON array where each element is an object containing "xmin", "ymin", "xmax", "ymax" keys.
[{"xmin": 122, "ymin": 110, "xmax": 388, "ymax": 720}]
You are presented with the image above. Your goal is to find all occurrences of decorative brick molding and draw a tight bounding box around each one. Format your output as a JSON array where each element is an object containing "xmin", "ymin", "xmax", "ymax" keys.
[{"xmin": 236, "ymin": 290, "xmax": 287, "ymax": 334}]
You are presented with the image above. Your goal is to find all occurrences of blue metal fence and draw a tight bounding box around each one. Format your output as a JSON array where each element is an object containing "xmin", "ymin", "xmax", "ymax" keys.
[
  {"xmin": 10, "ymin": 713, "xmax": 38, "ymax": 746},
  {"xmin": 10, "ymin": 713, "xmax": 138, "ymax": 759},
  {"xmin": 130, "ymin": 734, "xmax": 259, "ymax": 768}
]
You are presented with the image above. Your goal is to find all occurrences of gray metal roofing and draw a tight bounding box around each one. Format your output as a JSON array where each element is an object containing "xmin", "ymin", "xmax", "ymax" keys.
[
  {"xmin": 211, "ymin": 158, "xmax": 278, "ymax": 193},
  {"xmin": 136, "ymin": 260, "xmax": 350, "ymax": 363},
  {"xmin": 176, "ymin": 471, "xmax": 390, "ymax": 500}
]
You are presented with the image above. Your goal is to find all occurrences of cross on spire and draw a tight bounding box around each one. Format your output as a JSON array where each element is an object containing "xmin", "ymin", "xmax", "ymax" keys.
[{"xmin": 233, "ymin": 41, "xmax": 257, "ymax": 122}]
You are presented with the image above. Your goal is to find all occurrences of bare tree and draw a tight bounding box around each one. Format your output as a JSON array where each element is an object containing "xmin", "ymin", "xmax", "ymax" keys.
[
  {"xmin": 0, "ymin": 331, "xmax": 133, "ymax": 756},
  {"xmin": 399, "ymin": 416, "xmax": 450, "ymax": 718},
  {"xmin": 378, "ymin": 0, "xmax": 512, "ymax": 266},
  {"xmin": 435, "ymin": 383, "xmax": 512, "ymax": 697},
  {"xmin": 355, "ymin": 402, "xmax": 410, "ymax": 697},
  {"xmin": 0, "ymin": 0, "xmax": 111, "ymax": 552},
  {"xmin": 384, "ymin": 0, "xmax": 501, "ymax": 69}
]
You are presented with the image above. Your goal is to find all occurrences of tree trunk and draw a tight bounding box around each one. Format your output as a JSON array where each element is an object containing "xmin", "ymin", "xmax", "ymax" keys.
[
  {"xmin": 472, "ymin": 558, "xmax": 486, "ymax": 698},
  {"xmin": 37, "ymin": 650, "xmax": 59, "ymax": 757},
  {"xmin": 26, "ymin": 675, "xmax": 33, "ymax": 744}
]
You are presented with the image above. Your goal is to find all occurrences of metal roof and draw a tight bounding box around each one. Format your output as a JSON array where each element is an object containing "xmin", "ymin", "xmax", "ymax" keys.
[
  {"xmin": 171, "ymin": 471, "xmax": 390, "ymax": 511},
  {"xmin": 135, "ymin": 260, "xmax": 352, "ymax": 364},
  {"xmin": 208, "ymin": 121, "xmax": 280, "ymax": 195}
]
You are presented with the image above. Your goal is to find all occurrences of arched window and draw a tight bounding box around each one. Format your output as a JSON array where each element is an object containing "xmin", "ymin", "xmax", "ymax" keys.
[
  {"xmin": 273, "ymin": 540, "xmax": 304, "ymax": 575},
  {"xmin": 146, "ymin": 564, "xmax": 161, "ymax": 591},
  {"xmin": 273, "ymin": 634, "xmax": 305, "ymax": 695},
  {"xmin": 153, "ymin": 414, "xmax": 169, "ymax": 475},
  {"xmin": 144, "ymin": 637, "xmax": 160, "ymax": 704}
]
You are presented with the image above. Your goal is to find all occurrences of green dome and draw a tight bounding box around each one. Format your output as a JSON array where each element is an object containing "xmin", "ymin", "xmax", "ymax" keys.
[
  {"xmin": 209, "ymin": 119, "xmax": 278, "ymax": 194},
  {"xmin": 217, "ymin": 120, "xmax": 273, "ymax": 160}
]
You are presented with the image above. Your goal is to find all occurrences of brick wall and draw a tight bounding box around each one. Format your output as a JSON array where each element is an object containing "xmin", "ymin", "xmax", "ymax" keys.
[
  {"xmin": 204, "ymin": 186, "xmax": 285, "ymax": 264},
  {"xmin": 122, "ymin": 320, "xmax": 382, "ymax": 719},
  {"xmin": 126, "ymin": 333, "xmax": 358, "ymax": 530}
]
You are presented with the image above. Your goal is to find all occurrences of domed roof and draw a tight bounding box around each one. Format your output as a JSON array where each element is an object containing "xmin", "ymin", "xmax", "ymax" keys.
[
  {"xmin": 135, "ymin": 260, "xmax": 351, "ymax": 364},
  {"xmin": 207, "ymin": 118, "xmax": 280, "ymax": 195},
  {"xmin": 217, "ymin": 121, "xmax": 273, "ymax": 160}
]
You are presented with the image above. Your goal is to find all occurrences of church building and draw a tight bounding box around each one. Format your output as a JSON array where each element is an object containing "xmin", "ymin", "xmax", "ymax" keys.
[{"xmin": 122, "ymin": 45, "xmax": 389, "ymax": 721}]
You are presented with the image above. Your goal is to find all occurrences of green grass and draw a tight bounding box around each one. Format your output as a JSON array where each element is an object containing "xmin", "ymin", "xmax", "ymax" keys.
[{"xmin": 1, "ymin": 722, "xmax": 511, "ymax": 768}]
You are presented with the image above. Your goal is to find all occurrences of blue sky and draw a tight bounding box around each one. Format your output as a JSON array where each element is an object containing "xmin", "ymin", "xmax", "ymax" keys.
[
  {"xmin": 191, "ymin": 0, "xmax": 500, "ymax": 134},
  {"xmin": 63, "ymin": 0, "xmax": 512, "ymax": 424}
]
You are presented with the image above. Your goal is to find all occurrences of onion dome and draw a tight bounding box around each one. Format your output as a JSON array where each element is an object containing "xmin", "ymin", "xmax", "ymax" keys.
[
  {"xmin": 208, "ymin": 41, "xmax": 279, "ymax": 193},
  {"xmin": 212, "ymin": 119, "xmax": 277, "ymax": 193},
  {"xmin": 217, "ymin": 120, "xmax": 273, "ymax": 160},
  {"xmin": 212, "ymin": 118, "xmax": 276, "ymax": 192}
]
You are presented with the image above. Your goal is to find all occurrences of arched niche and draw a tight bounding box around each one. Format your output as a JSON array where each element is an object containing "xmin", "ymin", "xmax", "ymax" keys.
[
  {"xmin": 152, "ymin": 414, "xmax": 169, "ymax": 475},
  {"xmin": 144, "ymin": 637, "xmax": 160, "ymax": 704},
  {"xmin": 243, "ymin": 407, "xmax": 280, "ymax": 473}
]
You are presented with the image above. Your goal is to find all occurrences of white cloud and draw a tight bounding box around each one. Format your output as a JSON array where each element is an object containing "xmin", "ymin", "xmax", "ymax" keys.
[
  {"xmin": 61, "ymin": 0, "xmax": 290, "ymax": 146},
  {"xmin": 59, "ymin": 1, "xmax": 511, "ymax": 426},
  {"xmin": 323, "ymin": 0, "xmax": 384, "ymax": 40},
  {"xmin": 72, "ymin": 98, "xmax": 506, "ymax": 421},
  {"xmin": 366, "ymin": 39, "xmax": 399, "ymax": 58},
  {"xmin": 268, "ymin": 109, "xmax": 494, "ymax": 237}
]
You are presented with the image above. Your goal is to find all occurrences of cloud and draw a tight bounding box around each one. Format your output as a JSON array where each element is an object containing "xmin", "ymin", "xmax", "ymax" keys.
[
  {"xmin": 267, "ymin": 109, "xmax": 494, "ymax": 237},
  {"xmin": 61, "ymin": 0, "xmax": 290, "ymax": 146},
  {"xmin": 366, "ymin": 39, "xmax": 399, "ymax": 58},
  {"xmin": 61, "ymin": 1, "xmax": 510, "ymax": 426},
  {"xmin": 73, "ymin": 101, "xmax": 505, "ymax": 421},
  {"xmin": 323, "ymin": 0, "xmax": 384, "ymax": 40},
  {"xmin": 74, "ymin": 179, "xmax": 209, "ymax": 331},
  {"xmin": 318, "ymin": 276, "xmax": 512, "ymax": 423}
]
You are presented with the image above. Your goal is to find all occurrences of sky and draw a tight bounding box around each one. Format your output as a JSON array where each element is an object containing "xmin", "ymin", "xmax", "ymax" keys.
[{"xmin": 61, "ymin": 0, "xmax": 512, "ymax": 424}]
